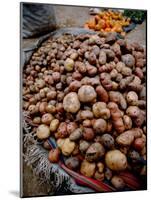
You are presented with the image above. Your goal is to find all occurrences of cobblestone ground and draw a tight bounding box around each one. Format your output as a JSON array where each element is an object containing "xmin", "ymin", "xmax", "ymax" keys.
[{"xmin": 22, "ymin": 6, "xmax": 146, "ymax": 197}]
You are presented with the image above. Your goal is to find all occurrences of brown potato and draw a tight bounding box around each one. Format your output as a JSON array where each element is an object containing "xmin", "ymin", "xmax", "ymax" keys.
[
  {"xmin": 111, "ymin": 176, "xmax": 125, "ymax": 190},
  {"xmin": 65, "ymin": 157, "xmax": 79, "ymax": 170},
  {"xmin": 80, "ymin": 160, "xmax": 96, "ymax": 177},
  {"xmin": 41, "ymin": 113, "xmax": 54, "ymax": 125},
  {"xmin": 101, "ymin": 134, "xmax": 114, "ymax": 149},
  {"xmin": 93, "ymin": 118, "xmax": 107, "ymax": 134},
  {"xmin": 83, "ymin": 128, "xmax": 95, "ymax": 141},
  {"xmin": 69, "ymin": 128, "xmax": 83, "ymax": 141},
  {"xmin": 85, "ymin": 142, "xmax": 105, "ymax": 162},
  {"xmin": 48, "ymin": 148, "xmax": 60, "ymax": 163}
]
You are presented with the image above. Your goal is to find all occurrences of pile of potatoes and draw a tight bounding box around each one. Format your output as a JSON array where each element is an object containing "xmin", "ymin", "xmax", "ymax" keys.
[{"xmin": 23, "ymin": 32, "xmax": 146, "ymax": 190}]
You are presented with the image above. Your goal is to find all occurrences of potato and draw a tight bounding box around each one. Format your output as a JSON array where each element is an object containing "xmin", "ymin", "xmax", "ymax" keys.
[
  {"xmin": 64, "ymin": 58, "xmax": 74, "ymax": 72},
  {"xmin": 61, "ymin": 138, "xmax": 76, "ymax": 156},
  {"xmin": 97, "ymin": 162, "xmax": 104, "ymax": 173},
  {"xmin": 39, "ymin": 102, "xmax": 47, "ymax": 114},
  {"xmin": 116, "ymin": 130, "xmax": 135, "ymax": 146},
  {"xmin": 93, "ymin": 118, "xmax": 107, "ymax": 134},
  {"xmin": 101, "ymin": 134, "xmax": 114, "ymax": 149},
  {"xmin": 105, "ymin": 150, "xmax": 127, "ymax": 171},
  {"xmin": 67, "ymin": 122, "xmax": 78, "ymax": 134},
  {"xmin": 57, "ymin": 138, "xmax": 65, "ymax": 149},
  {"xmin": 57, "ymin": 122, "xmax": 68, "ymax": 138},
  {"xmin": 83, "ymin": 128, "xmax": 95, "ymax": 141},
  {"xmin": 63, "ymin": 92, "xmax": 80, "ymax": 113},
  {"xmin": 69, "ymin": 128, "xmax": 83, "ymax": 141},
  {"xmin": 50, "ymin": 119, "xmax": 59, "ymax": 132},
  {"xmin": 121, "ymin": 54, "xmax": 135, "ymax": 68},
  {"xmin": 80, "ymin": 110, "xmax": 93, "ymax": 120},
  {"xmin": 80, "ymin": 160, "xmax": 96, "ymax": 177},
  {"xmin": 36, "ymin": 124, "xmax": 50, "ymax": 139},
  {"xmin": 83, "ymin": 119, "xmax": 92, "ymax": 127},
  {"xmin": 99, "ymin": 50, "xmax": 107, "ymax": 65},
  {"xmin": 133, "ymin": 137, "xmax": 145, "ymax": 151},
  {"xmin": 96, "ymin": 85, "xmax": 109, "ymax": 103},
  {"xmin": 65, "ymin": 157, "xmax": 79, "ymax": 170},
  {"xmin": 88, "ymin": 52, "xmax": 97, "ymax": 65},
  {"xmin": 52, "ymin": 72, "xmax": 61, "ymax": 82},
  {"xmin": 69, "ymin": 80, "xmax": 81, "ymax": 92},
  {"xmin": 86, "ymin": 63, "xmax": 97, "ymax": 76},
  {"xmin": 85, "ymin": 142, "xmax": 105, "ymax": 162},
  {"xmin": 35, "ymin": 79, "xmax": 45, "ymax": 88},
  {"xmin": 41, "ymin": 113, "xmax": 54, "ymax": 125},
  {"xmin": 111, "ymin": 176, "xmax": 125, "ymax": 190},
  {"xmin": 79, "ymin": 140, "xmax": 90, "ymax": 153},
  {"xmin": 78, "ymin": 85, "xmax": 97, "ymax": 102},
  {"xmin": 33, "ymin": 116, "xmax": 41, "ymax": 124},
  {"xmin": 126, "ymin": 91, "xmax": 138, "ymax": 106},
  {"xmin": 75, "ymin": 61, "xmax": 86, "ymax": 74},
  {"xmin": 94, "ymin": 171, "xmax": 104, "ymax": 181},
  {"xmin": 92, "ymin": 102, "xmax": 106, "ymax": 117},
  {"xmin": 109, "ymin": 91, "xmax": 127, "ymax": 110},
  {"xmin": 104, "ymin": 49, "xmax": 115, "ymax": 61},
  {"xmin": 126, "ymin": 106, "xmax": 140, "ymax": 118},
  {"xmin": 43, "ymin": 140, "xmax": 51, "ymax": 150},
  {"xmin": 46, "ymin": 91, "xmax": 57, "ymax": 100},
  {"xmin": 123, "ymin": 115, "xmax": 132, "ymax": 130},
  {"xmin": 48, "ymin": 148, "xmax": 60, "ymax": 163}
]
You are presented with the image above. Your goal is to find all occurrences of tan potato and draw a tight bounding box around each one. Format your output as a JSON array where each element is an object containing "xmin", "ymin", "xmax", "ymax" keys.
[
  {"xmin": 78, "ymin": 85, "xmax": 97, "ymax": 102},
  {"xmin": 126, "ymin": 106, "xmax": 140, "ymax": 118},
  {"xmin": 80, "ymin": 110, "xmax": 94, "ymax": 119},
  {"xmin": 116, "ymin": 130, "xmax": 135, "ymax": 146},
  {"xmin": 126, "ymin": 91, "xmax": 138, "ymax": 105},
  {"xmin": 36, "ymin": 124, "xmax": 50, "ymax": 139},
  {"xmin": 123, "ymin": 115, "xmax": 132, "ymax": 130},
  {"xmin": 61, "ymin": 138, "xmax": 76, "ymax": 156},
  {"xmin": 97, "ymin": 162, "xmax": 104, "ymax": 173},
  {"xmin": 50, "ymin": 119, "xmax": 59, "ymax": 132},
  {"xmin": 63, "ymin": 92, "xmax": 80, "ymax": 113},
  {"xmin": 80, "ymin": 160, "xmax": 96, "ymax": 177},
  {"xmin": 105, "ymin": 150, "xmax": 127, "ymax": 171}
]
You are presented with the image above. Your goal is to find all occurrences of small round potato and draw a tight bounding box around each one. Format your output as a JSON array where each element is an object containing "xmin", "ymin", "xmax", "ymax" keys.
[
  {"xmin": 111, "ymin": 176, "xmax": 125, "ymax": 190},
  {"xmin": 36, "ymin": 124, "xmax": 50, "ymax": 139},
  {"xmin": 105, "ymin": 150, "xmax": 127, "ymax": 171}
]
